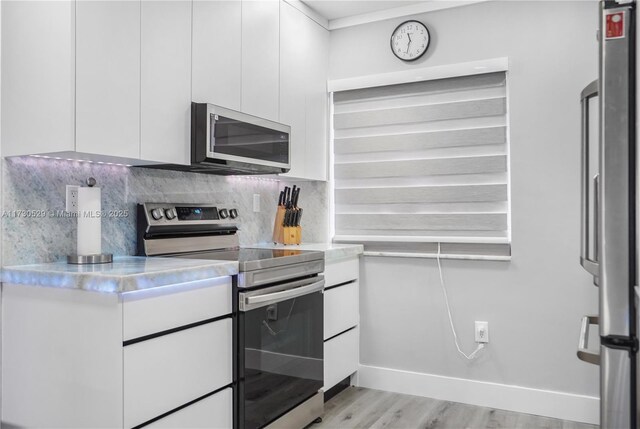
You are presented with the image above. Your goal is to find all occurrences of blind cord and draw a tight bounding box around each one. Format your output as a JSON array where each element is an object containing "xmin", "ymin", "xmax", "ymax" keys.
[{"xmin": 436, "ymin": 243, "xmax": 485, "ymax": 360}]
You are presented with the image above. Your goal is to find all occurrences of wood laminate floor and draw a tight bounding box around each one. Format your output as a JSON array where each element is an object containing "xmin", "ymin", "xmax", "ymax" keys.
[{"xmin": 315, "ymin": 387, "xmax": 598, "ymax": 429}]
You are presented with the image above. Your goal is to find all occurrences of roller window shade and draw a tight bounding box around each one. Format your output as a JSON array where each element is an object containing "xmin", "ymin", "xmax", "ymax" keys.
[{"xmin": 332, "ymin": 71, "xmax": 510, "ymax": 248}]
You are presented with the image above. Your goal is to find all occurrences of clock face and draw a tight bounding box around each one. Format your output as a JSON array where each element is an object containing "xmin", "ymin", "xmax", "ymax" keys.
[{"xmin": 390, "ymin": 20, "xmax": 430, "ymax": 61}]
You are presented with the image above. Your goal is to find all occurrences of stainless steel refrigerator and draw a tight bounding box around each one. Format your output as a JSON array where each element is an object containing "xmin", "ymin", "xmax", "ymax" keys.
[{"xmin": 579, "ymin": 1, "xmax": 638, "ymax": 428}]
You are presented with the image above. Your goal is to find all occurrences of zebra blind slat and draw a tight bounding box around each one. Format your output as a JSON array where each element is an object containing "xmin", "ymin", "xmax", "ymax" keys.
[
  {"xmin": 335, "ymin": 230, "xmax": 509, "ymax": 240},
  {"xmin": 336, "ymin": 201, "xmax": 508, "ymax": 215},
  {"xmin": 333, "ymin": 72, "xmax": 506, "ymax": 103},
  {"xmin": 334, "ymin": 126, "xmax": 507, "ymax": 154},
  {"xmin": 334, "ymin": 98, "xmax": 506, "ymax": 130},
  {"xmin": 332, "ymin": 70, "xmax": 510, "ymax": 247},
  {"xmin": 335, "ymin": 184, "xmax": 507, "ymax": 204},
  {"xmin": 334, "ymin": 86, "xmax": 506, "ymax": 114},
  {"xmin": 336, "ymin": 213, "xmax": 507, "ymax": 232},
  {"xmin": 335, "ymin": 155, "xmax": 507, "ymax": 179}
]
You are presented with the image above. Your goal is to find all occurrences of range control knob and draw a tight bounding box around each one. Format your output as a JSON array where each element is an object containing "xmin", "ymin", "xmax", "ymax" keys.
[
  {"xmin": 218, "ymin": 208, "xmax": 229, "ymax": 219},
  {"xmin": 150, "ymin": 208, "xmax": 164, "ymax": 221},
  {"xmin": 164, "ymin": 208, "xmax": 176, "ymax": 220},
  {"xmin": 229, "ymin": 208, "xmax": 238, "ymax": 219}
]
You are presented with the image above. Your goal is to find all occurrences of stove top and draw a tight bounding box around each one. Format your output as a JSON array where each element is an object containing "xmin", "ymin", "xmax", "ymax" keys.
[{"xmin": 169, "ymin": 247, "xmax": 325, "ymax": 273}]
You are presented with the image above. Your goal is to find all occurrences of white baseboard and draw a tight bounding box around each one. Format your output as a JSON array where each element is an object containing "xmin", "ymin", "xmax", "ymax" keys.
[{"xmin": 357, "ymin": 364, "xmax": 599, "ymax": 425}]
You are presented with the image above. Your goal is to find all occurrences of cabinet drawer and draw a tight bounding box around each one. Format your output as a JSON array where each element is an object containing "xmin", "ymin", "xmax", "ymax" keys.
[
  {"xmin": 122, "ymin": 277, "xmax": 231, "ymax": 341},
  {"xmin": 146, "ymin": 387, "xmax": 232, "ymax": 429},
  {"xmin": 324, "ymin": 327, "xmax": 359, "ymax": 391},
  {"xmin": 124, "ymin": 318, "xmax": 232, "ymax": 428},
  {"xmin": 324, "ymin": 281, "xmax": 359, "ymax": 340},
  {"xmin": 324, "ymin": 257, "xmax": 359, "ymax": 288}
]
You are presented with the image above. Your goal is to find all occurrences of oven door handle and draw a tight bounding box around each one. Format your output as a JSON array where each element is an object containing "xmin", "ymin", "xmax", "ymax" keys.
[{"xmin": 240, "ymin": 279, "xmax": 325, "ymax": 311}]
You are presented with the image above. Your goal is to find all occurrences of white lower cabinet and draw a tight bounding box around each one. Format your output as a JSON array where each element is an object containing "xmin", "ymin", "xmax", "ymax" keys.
[
  {"xmin": 323, "ymin": 255, "xmax": 361, "ymax": 392},
  {"xmin": 124, "ymin": 319, "xmax": 233, "ymax": 428},
  {"xmin": 2, "ymin": 278, "xmax": 234, "ymax": 429},
  {"xmin": 324, "ymin": 327, "xmax": 359, "ymax": 392},
  {"xmin": 146, "ymin": 387, "xmax": 233, "ymax": 429},
  {"xmin": 324, "ymin": 281, "xmax": 359, "ymax": 341}
]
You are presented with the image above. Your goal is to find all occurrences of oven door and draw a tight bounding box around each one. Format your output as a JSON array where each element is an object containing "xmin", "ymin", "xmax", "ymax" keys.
[{"xmin": 238, "ymin": 277, "xmax": 324, "ymax": 429}]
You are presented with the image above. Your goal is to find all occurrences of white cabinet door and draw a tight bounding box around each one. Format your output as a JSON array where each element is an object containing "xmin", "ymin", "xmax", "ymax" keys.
[
  {"xmin": 279, "ymin": 2, "xmax": 308, "ymax": 179},
  {"xmin": 324, "ymin": 327, "xmax": 359, "ymax": 391},
  {"xmin": 192, "ymin": 1, "xmax": 242, "ymax": 110},
  {"xmin": 1, "ymin": 1, "xmax": 75, "ymax": 156},
  {"xmin": 241, "ymin": 0, "xmax": 279, "ymax": 121},
  {"xmin": 140, "ymin": 1, "xmax": 192, "ymax": 165},
  {"xmin": 324, "ymin": 256, "xmax": 359, "ymax": 288},
  {"xmin": 124, "ymin": 319, "xmax": 233, "ymax": 428},
  {"xmin": 279, "ymin": 3, "xmax": 329, "ymax": 180},
  {"xmin": 324, "ymin": 281, "xmax": 359, "ymax": 341},
  {"xmin": 76, "ymin": 1, "xmax": 141, "ymax": 159},
  {"xmin": 304, "ymin": 18, "xmax": 329, "ymax": 181},
  {"xmin": 146, "ymin": 388, "xmax": 232, "ymax": 429},
  {"xmin": 122, "ymin": 277, "xmax": 232, "ymax": 341}
]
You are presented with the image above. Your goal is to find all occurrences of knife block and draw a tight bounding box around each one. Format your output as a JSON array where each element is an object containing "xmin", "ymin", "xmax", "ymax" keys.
[{"xmin": 272, "ymin": 207, "xmax": 302, "ymax": 245}]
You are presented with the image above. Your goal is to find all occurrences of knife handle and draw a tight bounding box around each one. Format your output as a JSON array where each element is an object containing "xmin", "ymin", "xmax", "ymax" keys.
[
  {"xmin": 278, "ymin": 191, "xmax": 284, "ymax": 206},
  {"xmin": 292, "ymin": 187, "xmax": 300, "ymax": 208}
]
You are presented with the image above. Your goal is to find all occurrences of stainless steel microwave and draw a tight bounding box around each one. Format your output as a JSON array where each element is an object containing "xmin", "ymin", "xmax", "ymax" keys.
[{"xmin": 191, "ymin": 103, "xmax": 290, "ymax": 175}]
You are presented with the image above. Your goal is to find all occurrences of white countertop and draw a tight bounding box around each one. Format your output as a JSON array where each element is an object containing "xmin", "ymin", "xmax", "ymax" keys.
[
  {"xmin": 250, "ymin": 242, "xmax": 363, "ymax": 262},
  {"xmin": 1, "ymin": 256, "xmax": 238, "ymax": 293}
]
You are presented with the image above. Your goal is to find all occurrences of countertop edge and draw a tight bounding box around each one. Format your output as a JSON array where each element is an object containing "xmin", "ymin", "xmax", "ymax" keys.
[{"xmin": 1, "ymin": 257, "xmax": 239, "ymax": 294}]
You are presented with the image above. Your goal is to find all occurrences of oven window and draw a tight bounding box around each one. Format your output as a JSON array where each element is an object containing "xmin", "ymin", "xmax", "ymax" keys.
[
  {"xmin": 211, "ymin": 115, "xmax": 289, "ymax": 164},
  {"xmin": 240, "ymin": 291, "xmax": 323, "ymax": 429}
]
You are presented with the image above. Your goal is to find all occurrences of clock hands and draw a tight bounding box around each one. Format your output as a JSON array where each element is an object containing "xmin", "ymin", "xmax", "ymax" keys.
[{"xmin": 406, "ymin": 32, "xmax": 412, "ymax": 54}]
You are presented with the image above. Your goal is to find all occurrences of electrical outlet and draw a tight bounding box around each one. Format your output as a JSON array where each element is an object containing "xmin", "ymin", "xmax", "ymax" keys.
[
  {"xmin": 475, "ymin": 321, "xmax": 489, "ymax": 343},
  {"xmin": 253, "ymin": 194, "xmax": 260, "ymax": 213},
  {"xmin": 66, "ymin": 185, "xmax": 79, "ymax": 213}
]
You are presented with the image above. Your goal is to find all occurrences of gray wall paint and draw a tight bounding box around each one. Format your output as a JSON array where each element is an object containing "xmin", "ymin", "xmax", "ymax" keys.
[
  {"xmin": 330, "ymin": 1, "xmax": 600, "ymax": 396},
  {"xmin": 1, "ymin": 157, "xmax": 329, "ymax": 265}
]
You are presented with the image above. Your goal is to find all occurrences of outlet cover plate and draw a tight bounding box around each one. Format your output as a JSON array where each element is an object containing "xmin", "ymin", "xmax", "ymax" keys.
[
  {"xmin": 475, "ymin": 321, "xmax": 489, "ymax": 343},
  {"xmin": 66, "ymin": 185, "xmax": 79, "ymax": 213}
]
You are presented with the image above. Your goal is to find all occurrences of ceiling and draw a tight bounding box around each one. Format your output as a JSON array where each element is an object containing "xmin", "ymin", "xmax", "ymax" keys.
[{"xmin": 301, "ymin": 1, "xmax": 426, "ymax": 21}]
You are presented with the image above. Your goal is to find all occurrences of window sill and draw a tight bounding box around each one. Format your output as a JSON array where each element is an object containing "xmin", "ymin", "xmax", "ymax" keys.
[{"xmin": 362, "ymin": 251, "xmax": 511, "ymax": 262}]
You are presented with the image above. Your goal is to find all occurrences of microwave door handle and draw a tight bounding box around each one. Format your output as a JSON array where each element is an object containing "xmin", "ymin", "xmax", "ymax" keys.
[{"xmin": 579, "ymin": 80, "xmax": 599, "ymax": 280}]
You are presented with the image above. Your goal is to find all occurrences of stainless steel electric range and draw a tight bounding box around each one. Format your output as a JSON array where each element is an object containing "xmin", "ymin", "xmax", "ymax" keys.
[{"xmin": 137, "ymin": 203, "xmax": 325, "ymax": 429}]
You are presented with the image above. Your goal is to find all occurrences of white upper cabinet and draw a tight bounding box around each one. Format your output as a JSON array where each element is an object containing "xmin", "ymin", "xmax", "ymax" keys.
[
  {"xmin": 140, "ymin": 1, "xmax": 192, "ymax": 165},
  {"xmin": 1, "ymin": 1, "xmax": 75, "ymax": 157},
  {"xmin": 304, "ymin": 18, "xmax": 329, "ymax": 181},
  {"xmin": 75, "ymin": 1, "xmax": 141, "ymax": 159},
  {"xmin": 192, "ymin": 1, "xmax": 242, "ymax": 111},
  {"xmin": 1, "ymin": 0, "xmax": 328, "ymax": 177},
  {"xmin": 241, "ymin": 0, "xmax": 280, "ymax": 121},
  {"xmin": 279, "ymin": 2, "xmax": 310, "ymax": 179},
  {"xmin": 279, "ymin": 3, "xmax": 329, "ymax": 181}
]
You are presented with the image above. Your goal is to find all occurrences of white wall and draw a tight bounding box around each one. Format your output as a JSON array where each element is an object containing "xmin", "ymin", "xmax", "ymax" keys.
[{"xmin": 330, "ymin": 0, "xmax": 600, "ymax": 422}]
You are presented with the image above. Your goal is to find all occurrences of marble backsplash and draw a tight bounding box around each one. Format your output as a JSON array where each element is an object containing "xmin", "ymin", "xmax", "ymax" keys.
[{"xmin": 2, "ymin": 157, "xmax": 329, "ymax": 266}]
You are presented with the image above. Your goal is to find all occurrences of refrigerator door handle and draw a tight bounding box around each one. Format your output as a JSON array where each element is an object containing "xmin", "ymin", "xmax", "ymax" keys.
[
  {"xmin": 579, "ymin": 80, "xmax": 599, "ymax": 281},
  {"xmin": 577, "ymin": 315, "xmax": 600, "ymax": 365}
]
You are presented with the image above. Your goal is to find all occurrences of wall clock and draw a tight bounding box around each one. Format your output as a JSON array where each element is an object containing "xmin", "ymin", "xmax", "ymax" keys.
[{"xmin": 390, "ymin": 20, "xmax": 430, "ymax": 62}]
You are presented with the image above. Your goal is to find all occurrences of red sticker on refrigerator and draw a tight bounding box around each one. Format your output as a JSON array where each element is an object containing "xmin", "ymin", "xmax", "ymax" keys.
[{"xmin": 605, "ymin": 11, "xmax": 625, "ymax": 39}]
